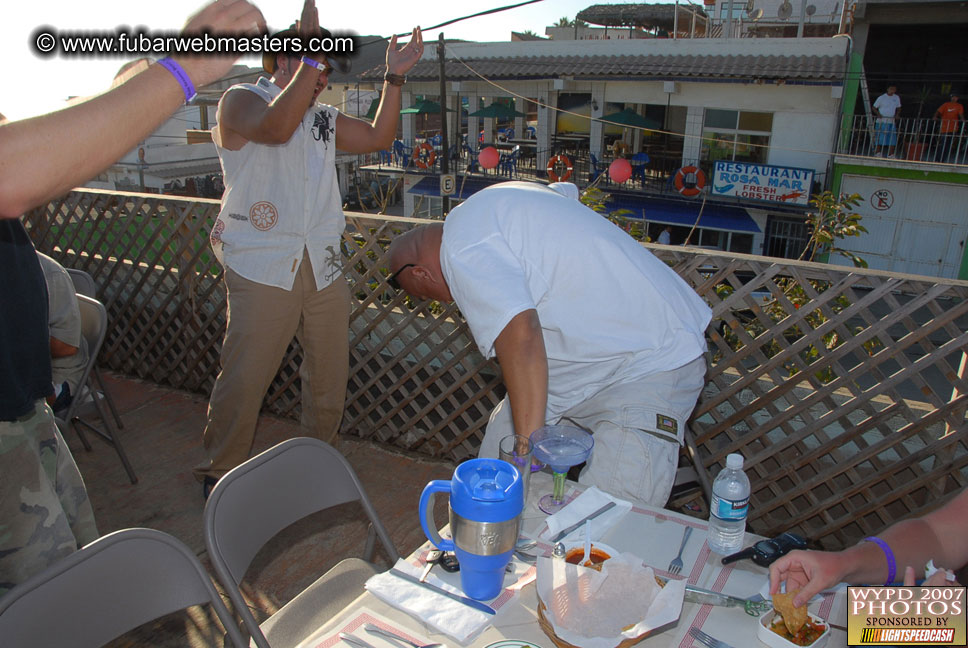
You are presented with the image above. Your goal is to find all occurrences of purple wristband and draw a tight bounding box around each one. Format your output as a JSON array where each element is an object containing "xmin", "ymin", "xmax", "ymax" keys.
[
  {"xmin": 864, "ymin": 537, "xmax": 897, "ymax": 585},
  {"xmin": 300, "ymin": 55, "xmax": 326, "ymax": 71},
  {"xmin": 157, "ymin": 57, "xmax": 197, "ymax": 104}
]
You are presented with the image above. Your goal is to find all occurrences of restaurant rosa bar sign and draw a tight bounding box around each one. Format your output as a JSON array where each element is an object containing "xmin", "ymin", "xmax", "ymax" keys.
[{"xmin": 712, "ymin": 161, "xmax": 815, "ymax": 206}]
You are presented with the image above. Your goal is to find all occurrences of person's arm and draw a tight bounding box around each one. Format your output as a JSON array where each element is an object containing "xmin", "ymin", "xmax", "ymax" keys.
[
  {"xmin": 771, "ymin": 489, "xmax": 968, "ymax": 605},
  {"xmin": 335, "ymin": 28, "xmax": 423, "ymax": 153},
  {"xmin": 492, "ymin": 309, "xmax": 548, "ymax": 440},
  {"xmin": 0, "ymin": 0, "xmax": 264, "ymax": 219},
  {"xmin": 217, "ymin": 0, "xmax": 324, "ymax": 149},
  {"xmin": 50, "ymin": 337, "xmax": 79, "ymax": 359}
]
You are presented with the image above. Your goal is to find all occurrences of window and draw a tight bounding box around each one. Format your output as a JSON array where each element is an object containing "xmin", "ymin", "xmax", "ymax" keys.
[
  {"xmin": 701, "ymin": 110, "xmax": 773, "ymax": 166},
  {"xmin": 763, "ymin": 215, "xmax": 809, "ymax": 259},
  {"xmin": 718, "ymin": 3, "xmax": 747, "ymax": 19}
]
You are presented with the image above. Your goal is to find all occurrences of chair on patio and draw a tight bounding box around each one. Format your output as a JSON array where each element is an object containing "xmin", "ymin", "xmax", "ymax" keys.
[
  {"xmin": 499, "ymin": 146, "xmax": 520, "ymax": 177},
  {"xmin": 204, "ymin": 437, "xmax": 400, "ymax": 648},
  {"xmin": 378, "ymin": 147, "xmax": 393, "ymax": 165},
  {"xmin": 56, "ymin": 294, "xmax": 137, "ymax": 484},
  {"xmin": 463, "ymin": 141, "xmax": 480, "ymax": 173},
  {"xmin": 589, "ymin": 153, "xmax": 610, "ymax": 185},
  {"xmin": 630, "ymin": 152, "xmax": 650, "ymax": 187},
  {"xmin": 0, "ymin": 528, "xmax": 247, "ymax": 648},
  {"xmin": 392, "ymin": 139, "xmax": 411, "ymax": 168},
  {"xmin": 65, "ymin": 268, "xmax": 125, "ymax": 433}
]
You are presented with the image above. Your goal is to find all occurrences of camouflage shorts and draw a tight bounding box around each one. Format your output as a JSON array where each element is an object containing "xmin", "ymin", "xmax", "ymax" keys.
[{"xmin": 0, "ymin": 400, "xmax": 98, "ymax": 595}]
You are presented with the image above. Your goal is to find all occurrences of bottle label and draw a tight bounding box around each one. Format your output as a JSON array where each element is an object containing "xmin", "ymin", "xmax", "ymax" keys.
[{"xmin": 711, "ymin": 493, "xmax": 748, "ymax": 521}]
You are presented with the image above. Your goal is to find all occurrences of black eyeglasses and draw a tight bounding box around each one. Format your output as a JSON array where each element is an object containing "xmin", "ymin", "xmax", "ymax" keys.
[{"xmin": 387, "ymin": 263, "xmax": 416, "ymax": 290}]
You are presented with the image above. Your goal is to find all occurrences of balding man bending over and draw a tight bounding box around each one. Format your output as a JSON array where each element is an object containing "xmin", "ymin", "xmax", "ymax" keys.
[{"xmin": 387, "ymin": 181, "xmax": 711, "ymax": 507}]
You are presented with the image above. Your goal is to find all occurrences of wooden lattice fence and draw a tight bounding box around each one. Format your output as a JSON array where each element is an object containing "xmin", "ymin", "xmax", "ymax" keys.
[{"xmin": 25, "ymin": 188, "xmax": 968, "ymax": 550}]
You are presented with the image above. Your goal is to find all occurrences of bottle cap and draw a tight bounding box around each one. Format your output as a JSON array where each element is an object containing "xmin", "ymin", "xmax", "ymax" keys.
[{"xmin": 726, "ymin": 453, "xmax": 744, "ymax": 469}]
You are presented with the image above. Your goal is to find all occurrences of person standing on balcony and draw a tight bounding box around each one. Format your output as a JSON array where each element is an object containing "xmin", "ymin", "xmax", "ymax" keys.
[
  {"xmin": 0, "ymin": 0, "xmax": 266, "ymax": 594},
  {"xmin": 386, "ymin": 181, "xmax": 712, "ymax": 507},
  {"xmin": 194, "ymin": 0, "xmax": 423, "ymax": 497},
  {"xmin": 872, "ymin": 85, "xmax": 901, "ymax": 158},
  {"xmin": 657, "ymin": 225, "xmax": 673, "ymax": 245},
  {"xmin": 934, "ymin": 93, "xmax": 964, "ymax": 163}
]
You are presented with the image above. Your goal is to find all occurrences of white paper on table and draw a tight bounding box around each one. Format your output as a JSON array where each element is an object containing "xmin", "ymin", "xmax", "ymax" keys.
[
  {"xmin": 536, "ymin": 553, "xmax": 685, "ymax": 648},
  {"xmin": 364, "ymin": 559, "xmax": 494, "ymax": 644},
  {"xmin": 540, "ymin": 486, "xmax": 633, "ymax": 543}
]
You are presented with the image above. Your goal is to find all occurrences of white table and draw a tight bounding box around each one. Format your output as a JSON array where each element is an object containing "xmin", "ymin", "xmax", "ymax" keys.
[{"xmin": 297, "ymin": 472, "xmax": 847, "ymax": 648}]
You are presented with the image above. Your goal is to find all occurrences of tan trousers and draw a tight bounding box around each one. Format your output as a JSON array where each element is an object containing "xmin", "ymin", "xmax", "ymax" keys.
[
  {"xmin": 194, "ymin": 252, "xmax": 350, "ymax": 480},
  {"xmin": 479, "ymin": 356, "xmax": 707, "ymax": 508}
]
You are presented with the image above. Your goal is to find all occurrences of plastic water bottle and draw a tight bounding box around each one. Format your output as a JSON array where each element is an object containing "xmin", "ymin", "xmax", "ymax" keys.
[{"xmin": 707, "ymin": 453, "xmax": 750, "ymax": 555}]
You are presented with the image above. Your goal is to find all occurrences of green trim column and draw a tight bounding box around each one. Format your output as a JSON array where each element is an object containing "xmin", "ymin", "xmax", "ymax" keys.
[{"xmin": 839, "ymin": 53, "xmax": 864, "ymax": 152}]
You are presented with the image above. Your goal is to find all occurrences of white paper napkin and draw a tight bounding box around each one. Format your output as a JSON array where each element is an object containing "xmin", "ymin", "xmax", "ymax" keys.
[
  {"xmin": 540, "ymin": 486, "xmax": 633, "ymax": 543},
  {"xmin": 364, "ymin": 559, "xmax": 494, "ymax": 644}
]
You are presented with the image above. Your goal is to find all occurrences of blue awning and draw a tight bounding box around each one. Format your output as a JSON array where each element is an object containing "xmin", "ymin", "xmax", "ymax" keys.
[
  {"xmin": 606, "ymin": 193, "xmax": 761, "ymax": 233},
  {"xmin": 407, "ymin": 176, "xmax": 507, "ymax": 200}
]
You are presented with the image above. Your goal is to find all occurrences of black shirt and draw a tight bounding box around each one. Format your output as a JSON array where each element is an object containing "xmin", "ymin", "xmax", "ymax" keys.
[{"xmin": 0, "ymin": 219, "xmax": 53, "ymax": 421}]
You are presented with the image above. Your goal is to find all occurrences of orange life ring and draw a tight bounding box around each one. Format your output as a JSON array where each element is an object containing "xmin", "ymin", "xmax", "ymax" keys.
[
  {"xmin": 674, "ymin": 166, "xmax": 706, "ymax": 197},
  {"xmin": 546, "ymin": 155, "xmax": 573, "ymax": 182},
  {"xmin": 414, "ymin": 141, "xmax": 436, "ymax": 169}
]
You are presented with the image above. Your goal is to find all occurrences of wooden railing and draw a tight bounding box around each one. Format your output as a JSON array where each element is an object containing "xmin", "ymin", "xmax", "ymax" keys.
[{"xmin": 25, "ymin": 188, "xmax": 968, "ymax": 550}]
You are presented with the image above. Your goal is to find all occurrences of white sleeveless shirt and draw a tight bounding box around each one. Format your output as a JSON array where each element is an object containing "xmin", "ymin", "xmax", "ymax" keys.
[{"xmin": 211, "ymin": 77, "xmax": 344, "ymax": 291}]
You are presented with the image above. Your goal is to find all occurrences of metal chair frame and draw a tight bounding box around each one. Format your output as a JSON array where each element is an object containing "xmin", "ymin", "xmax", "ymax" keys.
[{"xmin": 0, "ymin": 528, "xmax": 246, "ymax": 648}]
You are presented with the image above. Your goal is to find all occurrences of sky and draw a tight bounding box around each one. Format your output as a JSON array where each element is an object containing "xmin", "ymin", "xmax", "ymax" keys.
[{"xmin": 3, "ymin": 0, "xmax": 600, "ymax": 120}]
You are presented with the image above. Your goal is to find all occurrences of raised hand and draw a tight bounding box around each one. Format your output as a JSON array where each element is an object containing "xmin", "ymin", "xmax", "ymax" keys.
[
  {"xmin": 174, "ymin": 0, "xmax": 266, "ymax": 89},
  {"xmin": 386, "ymin": 27, "xmax": 424, "ymax": 76},
  {"xmin": 297, "ymin": 0, "xmax": 320, "ymax": 39}
]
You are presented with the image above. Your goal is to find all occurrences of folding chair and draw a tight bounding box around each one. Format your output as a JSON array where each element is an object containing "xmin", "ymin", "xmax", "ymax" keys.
[
  {"xmin": 204, "ymin": 437, "xmax": 400, "ymax": 648},
  {"xmin": 65, "ymin": 268, "xmax": 124, "ymax": 432},
  {"xmin": 56, "ymin": 294, "xmax": 137, "ymax": 484},
  {"xmin": 0, "ymin": 528, "xmax": 246, "ymax": 648}
]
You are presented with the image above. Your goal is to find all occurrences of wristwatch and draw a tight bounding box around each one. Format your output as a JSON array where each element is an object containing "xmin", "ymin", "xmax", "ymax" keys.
[{"xmin": 384, "ymin": 73, "xmax": 406, "ymax": 86}]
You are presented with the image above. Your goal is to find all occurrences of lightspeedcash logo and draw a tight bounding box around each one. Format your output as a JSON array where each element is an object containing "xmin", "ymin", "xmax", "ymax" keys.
[{"xmin": 848, "ymin": 586, "xmax": 967, "ymax": 645}]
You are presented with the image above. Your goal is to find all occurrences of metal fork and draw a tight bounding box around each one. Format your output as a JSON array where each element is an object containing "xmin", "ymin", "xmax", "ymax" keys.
[
  {"xmin": 688, "ymin": 626, "xmax": 737, "ymax": 648},
  {"xmin": 668, "ymin": 526, "xmax": 692, "ymax": 574}
]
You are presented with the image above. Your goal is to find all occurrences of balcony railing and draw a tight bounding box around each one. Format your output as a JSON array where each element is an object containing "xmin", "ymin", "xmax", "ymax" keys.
[
  {"xmin": 25, "ymin": 188, "xmax": 968, "ymax": 550},
  {"xmin": 838, "ymin": 114, "xmax": 968, "ymax": 165}
]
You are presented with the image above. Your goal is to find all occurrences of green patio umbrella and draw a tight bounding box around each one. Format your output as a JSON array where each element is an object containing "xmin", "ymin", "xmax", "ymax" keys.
[
  {"xmin": 600, "ymin": 108, "xmax": 661, "ymax": 131},
  {"xmin": 364, "ymin": 98, "xmax": 379, "ymax": 120},
  {"xmin": 469, "ymin": 102, "xmax": 526, "ymax": 119},
  {"xmin": 400, "ymin": 99, "xmax": 452, "ymax": 115}
]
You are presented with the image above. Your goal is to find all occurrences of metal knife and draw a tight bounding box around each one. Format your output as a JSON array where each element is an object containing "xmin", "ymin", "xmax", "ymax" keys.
[
  {"xmin": 340, "ymin": 633, "xmax": 383, "ymax": 648},
  {"xmin": 389, "ymin": 569, "xmax": 496, "ymax": 615},
  {"xmin": 551, "ymin": 501, "xmax": 617, "ymax": 542},
  {"xmin": 684, "ymin": 584, "xmax": 759, "ymax": 608}
]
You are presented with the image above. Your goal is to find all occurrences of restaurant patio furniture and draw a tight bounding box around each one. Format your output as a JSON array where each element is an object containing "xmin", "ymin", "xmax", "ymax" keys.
[
  {"xmin": 0, "ymin": 528, "xmax": 247, "ymax": 648},
  {"xmin": 204, "ymin": 437, "xmax": 400, "ymax": 648}
]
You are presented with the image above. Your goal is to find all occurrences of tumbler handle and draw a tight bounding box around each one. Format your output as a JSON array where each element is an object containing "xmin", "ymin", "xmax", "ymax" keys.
[{"xmin": 419, "ymin": 480, "xmax": 455, "ymax": 552}]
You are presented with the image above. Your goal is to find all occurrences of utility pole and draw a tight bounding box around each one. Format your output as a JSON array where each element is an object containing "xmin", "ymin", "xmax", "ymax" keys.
[{"xmin": 438, "ymin": 33, "xmax": 450, "ymax": 214}]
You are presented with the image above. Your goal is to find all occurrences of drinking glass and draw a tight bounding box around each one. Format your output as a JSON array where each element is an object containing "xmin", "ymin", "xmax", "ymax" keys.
[
  {"xmin": 530, "ymin": 425, "xmax": 594, "ymax": 514},
  {"xmin": 499, "ymin": 434, "xmax": 533, "ymax": 505}
]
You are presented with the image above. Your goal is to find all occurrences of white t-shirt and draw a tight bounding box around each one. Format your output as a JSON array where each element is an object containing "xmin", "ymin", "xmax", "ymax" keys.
[
  {"xmin": 440, "ymin": 181, "xmax": 712, "ymax": 417},
  {"xmin": 874, "ymin": 93, "xmax": 901, "ymax": 118}
]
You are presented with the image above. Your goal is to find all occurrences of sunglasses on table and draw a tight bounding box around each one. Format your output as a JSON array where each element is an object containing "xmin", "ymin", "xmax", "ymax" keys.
[{"xmin": 387, "ymin": 263, "xmax": 415, "ymax": 290}]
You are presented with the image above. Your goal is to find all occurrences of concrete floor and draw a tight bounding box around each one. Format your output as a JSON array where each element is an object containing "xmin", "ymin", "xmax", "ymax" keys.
[{"xmin": 66, "ymin": 371, "xmax": 455, "ymax": 647}]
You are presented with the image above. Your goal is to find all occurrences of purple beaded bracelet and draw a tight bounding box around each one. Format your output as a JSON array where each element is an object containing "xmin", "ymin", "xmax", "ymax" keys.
[
  {"xmin": 157, "ymin": 57, "xmax": 197, "ymax": 104},
  {"xmin": 864, "ymin": 536, "xmax": 897, "ymax": 585}
]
